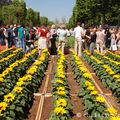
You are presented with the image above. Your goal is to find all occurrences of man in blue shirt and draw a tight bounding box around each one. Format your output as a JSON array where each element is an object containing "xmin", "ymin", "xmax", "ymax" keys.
[{"xmin": 18, "ymin": 25, "xmax": 25, "ymax": 52}]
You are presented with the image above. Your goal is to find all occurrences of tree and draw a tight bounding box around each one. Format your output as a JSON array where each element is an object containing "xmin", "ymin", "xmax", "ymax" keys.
[
  {"xmin": 68, "ymin": 0, "xmax": 120, "ymax": 27},
  {"xmin": 26, "ymin": 8, "xmax": 34, "ymax": 26},
  {"xmin": 40, "ymin": 16, "xmax": 48, "ymax": 26}
]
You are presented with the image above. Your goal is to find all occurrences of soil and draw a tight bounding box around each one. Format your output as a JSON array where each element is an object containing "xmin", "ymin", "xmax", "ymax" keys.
[
  {"xmin": 66, "ymin": 56, "xmax": 88, "ymax": 120},
  {"xmin": 81, "ymin": 59, "xmax": 120, "ymax": 115},
  {"xmin": 26, "ymin": 55, "xmax": 120, "ymax": 120}
]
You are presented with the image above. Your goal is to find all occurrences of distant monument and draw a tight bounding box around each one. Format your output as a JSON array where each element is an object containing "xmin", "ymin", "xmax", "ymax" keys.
[{"xmin": 0, "ymin": 0, "xmax": 12, "ymax": 6}]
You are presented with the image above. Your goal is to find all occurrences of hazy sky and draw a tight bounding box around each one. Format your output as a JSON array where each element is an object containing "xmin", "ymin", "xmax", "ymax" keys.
[{"xmin": 25, "ymin": 0, "xmax": 75, "ymax": 22}]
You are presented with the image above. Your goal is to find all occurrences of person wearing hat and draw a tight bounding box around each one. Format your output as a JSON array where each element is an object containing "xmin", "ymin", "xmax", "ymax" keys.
[{"xmin": 57, "ymin": 24, "xmax": 67, "ymax": 54}]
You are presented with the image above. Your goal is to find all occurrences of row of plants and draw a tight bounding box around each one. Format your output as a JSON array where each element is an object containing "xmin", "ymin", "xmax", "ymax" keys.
[
  {"xmin": 105, "ymin": 51, "xmax": 120, "ymax": 62},
  {"xmin": 82, "ymin": 50, "xmax": 120, "ymax": 102},
  {"xmin": 0, "ymin": 48, "xmax": 24, "ymax": 73},
  {"xmin": 0, "ymin": 48, "xmax": 38, "ymax": 102},
  {"xmin": 0, "ymin": 49, "xmax": 49, "ymax": 120},
  {"xmin": 0, "ymin": 48, "xmax": 14, "ymax": 59},
  {"xmin": 50, "ymin": 50, "xmax": 72, "ymax": 120},
  {"xmin": 70, "ymin": 50, "xmax": 120, "ymax": 120},
  {"xmin": 93, "ymin": 51, "xmax": 120, "ymax": 74}
]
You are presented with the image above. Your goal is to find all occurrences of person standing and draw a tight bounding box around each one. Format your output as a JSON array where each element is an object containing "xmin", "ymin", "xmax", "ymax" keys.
[
  {"xmin": 50, "ymin": 24, "xmax": 57, "ymax": 55},
  {"xmin": 25, "ymin": 29, "xmax": 35, "ymax": 53},
  {"xmin": 89, "ymin": 27, "xmax": 97, "ymax": 54},
  {"xmin": 8, "ymin": 25, "xmax": 14, "ymax": 48},
  {"xmin": 96, "ymin": 27, "xmax": 105, "ymax": 54},
  {"xmin": 105, "ymin": 28, "xmax": 111, "ymax": 49},
  {"xmin": 74, "ymin": 22, "xmax": 84, "ymax": 57},
  {"xmin": 18, "ymin": 25, "xmax": 25, "ymax": 52},
  {"xmin": 37, "ymin": 25, "xmax": 49, "ymax": 56},
  {"xmin": 3, "ymin": 25, "xmax": 9, "ymax": 49},
  {"xmin": 13, "ymin": 24, "xmax": 19, "ymax": 48},
  {"xmin": 116, "ymin": 29, "xmax": 120, "ymax": 50},
  {"xmin": 57, "ymin": 24, "xmax": 67, "ymax": 54}
]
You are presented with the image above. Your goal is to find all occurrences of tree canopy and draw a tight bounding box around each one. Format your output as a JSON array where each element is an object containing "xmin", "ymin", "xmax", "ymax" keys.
[
  {"xmin": 68, "ymin": 0, "xmax": 120, "ymax": 28},
  {"xmin": 0, "ymin": 0, "xmax": 51, "ymax": 26}
]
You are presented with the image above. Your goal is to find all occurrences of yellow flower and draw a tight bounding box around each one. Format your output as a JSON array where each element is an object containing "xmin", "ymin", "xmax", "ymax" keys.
[
  {"xmin": 58, "ymin": 74, "xmax": 65, "ymax": 79},
  {"xmin": 83, "ymin": 73, "xmax": 92, "ymax": 79},
  {"xmin": 96, "ymin": 96, "xmax": 105, "ymax": 103},
  {"xmin": 56, "ymin": 99, "xmax": 67, "ymax": 107},
  {"xmin": 116, "ymin": 79, "xmax": 120, "ymax": 82},
  {"xmin": 13, "ymin": 87, "xmax": 23, "ymax": 94},
  {"xmin": 0, "ymin": 77, "xmax": 4, "ymax": 83},
  {"xmin": 110, "ymin": 117, "xmax": 120, "ymax": 120},
  {"xmin": 56, "ymin": 80, "xmax": 64, "ymax": 84},
  {"xmin": 0, "ymin": 102, "xmax": 8, "ymax": 116},
  {"xmin": 34, "ymin": 61, "xmax": 42, "ymax": 66},
  {"xmin": 90, "ymin": 91, "xmax": 98, "ymax": 96},
  {"xmin": 87, "ymin": 86, "xmax": 95, "ymax": 91},
  {"xmin": 16, "ymin": 81, "xmax": 25, "ymax": 86},
  {"xmin": 7, "ymin": 67, "xmax": 13, "ymax": 72},
  {"xmin": 43, "ymin": 49, "xmax": 48, "ymax": 53},
  {"xmin": 107, "ymin": 107, "xmax": 117, "ymax": 116},
  {"xmin": 109, "ymin": 71, "xmax": 115, "ymax": 75},
  {"xmin": 57, "ymin": 86, "xmax": 65, "ymax": 91},
  {"xmin": 85, "ymin": 81, "xmax": 92, "ymax": 87},
  {"xmin": 25, "ymin": 75, "xmax": 32, "ymax": 81},
  {"xmin": 57, "ymin": 91, "xmax": 66, "ymax": 96},
  {"xmin": 113, "ymin": 75, "xmax": 120, "ymax": 79},
  {"xmin": 0, "ymin": 74, "xmax": 4, "ymax": 78},
  {"xmin": 105, "ymin": 68, "xmax": 111, "ymax": 72},
  {"xmin": 54, "ymin": 107, "xmax": 67, "ymax": 115},
  {"xmin": 10, "ymin": 63, "xmax": 18, "ymax": 68},
  {"xmin": 103, "ymin": 65, "xmax": 109, "ymax": 69},
  {"xmin": 79, "ymin": 67, "xmax": 87, "ymax": 72},
  {"xmin": 2, "ymin": 70, "xmax": 9, "ymax": 76},
  {"xmin": 4, "ymin": 93, "xmax": 15, "ymax": 103},
  {"xmin": 18, "ymin": 77, "xmax": 25, "ymax": 82}
]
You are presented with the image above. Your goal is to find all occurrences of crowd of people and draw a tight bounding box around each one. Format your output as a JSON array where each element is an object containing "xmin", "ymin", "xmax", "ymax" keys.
[
  {"xmin": 0, "ymin": 23, "xmax": 120, "ymax": 56},
  {"xmin": 74, "ymin": 22, "xmax": 120, "ymax": 56}
]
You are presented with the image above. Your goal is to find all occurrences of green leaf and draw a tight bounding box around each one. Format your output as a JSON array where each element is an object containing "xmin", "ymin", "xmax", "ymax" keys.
[
  {"xmin": 16, "ymin": 107, "xmax": 24, "ymax": 113},
  {"xmin": 97, "ymin": 106, "xmax": 105, "ymax": 113},
  {"xmin": 10, "ymin": 111, "xmax": 15, "ymax": 118},
  {"xmin": 9, "ymin": 104, "xmax": 15, "ymax": 110}
]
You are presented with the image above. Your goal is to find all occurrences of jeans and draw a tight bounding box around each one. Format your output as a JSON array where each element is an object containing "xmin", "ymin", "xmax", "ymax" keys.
[
  {"xmin": 14, "ymin": 37, "xmax": 20, "ymax": 48},
  {"xmin": 89, "ymin": 42, "xmax": 95, "ymax": 54},
  {"xmin": 20, "ymin": 38, "xmax": 25, "ymax": 53}
]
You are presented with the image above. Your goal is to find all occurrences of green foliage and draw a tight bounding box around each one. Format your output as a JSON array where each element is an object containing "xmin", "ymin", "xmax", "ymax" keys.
[
  {"xmin": 40, "ymin": 16, "xmax": 48, "ymax": 26},
  {"xmin": 68, "ymin": 0, "xmax": 120, "ymax": 27},
  {"xmin": 0, "ymin": 0, "xmax": 51, "ymax": 26}
]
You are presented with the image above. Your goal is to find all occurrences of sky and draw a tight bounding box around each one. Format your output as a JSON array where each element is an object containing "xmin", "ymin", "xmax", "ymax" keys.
[{"xmin": 25, "ymin": 0, "xmax": 75, "ymax": 22}]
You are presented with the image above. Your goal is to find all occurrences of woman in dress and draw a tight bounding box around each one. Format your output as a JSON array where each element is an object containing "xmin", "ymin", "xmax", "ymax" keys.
[{"xmin": 50, "ymin": 24, "xmax": 57, "ymax": 55}]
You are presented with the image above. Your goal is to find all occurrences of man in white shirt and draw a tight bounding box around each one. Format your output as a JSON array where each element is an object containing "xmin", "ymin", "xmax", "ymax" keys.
[{"xmin": 74, "ymin": 22, "xmax": 84, "ymax": 57}]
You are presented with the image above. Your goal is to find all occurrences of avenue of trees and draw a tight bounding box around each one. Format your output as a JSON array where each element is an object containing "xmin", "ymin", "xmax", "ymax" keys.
[
  {"xmin": 0, "ymin": 0, "xmax": 51, "ymax": 26},
  {"xmin": 68, "ymin": 0, "xmax": 120, "ymax": 28}
]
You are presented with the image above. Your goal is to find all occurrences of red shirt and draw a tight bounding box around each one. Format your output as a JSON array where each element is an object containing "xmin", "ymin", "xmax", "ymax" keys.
[{"xmin": 37, "ymin": 28, "xmax": 48, "ymax": 37}]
